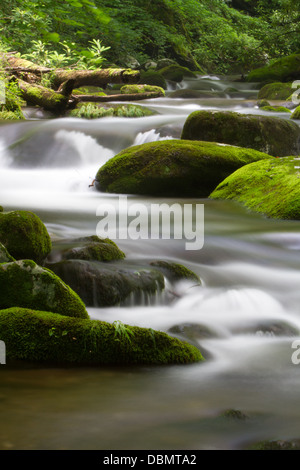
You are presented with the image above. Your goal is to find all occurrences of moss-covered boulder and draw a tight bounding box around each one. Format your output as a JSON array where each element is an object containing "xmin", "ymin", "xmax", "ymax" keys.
[
  {"xmin": 95, "ymin": 140, "xmax": 273, "ymax": 197},
  {"xmin": 257, "ymin": 82, "xmax": 294, "ymax": 100},
  {"xmin": 291, "ymin": 106, "xmax": 300, "ymax": 120},
  {"xmin": 158, "ymin": 64, "xmax": 197, "ymax": 82},
  {"xmin": 246, "ymin": 53, "xmax": 300, "ymax": 83},
  {"xmin": 120, "ymin": 84, "xmax": 165, "ymax": 97},
  {"xmin": 138, "ymin": 70, "xmax": 167, "ymax": 89},
  {"xmin": 0, "ymin": 307, "xmax": 203, "ymax": 365},
  {"xmin": 210, "ymin": 156, "xmax": 300, "ymax": 220},
  {"xmin": 57, "ymin": 236, "xmax": 126, "ymax": 262},
  {"xmin": 0, "ymin": 242, "xmax": 15, "ymax": 263},
  {"xmin": 0, "ymin": 260, "xmax": 88, "ymax": 318},
  {"xmin": 150, "ymin": 260, "xmax": 200, "ymax": 284},
  {"xmin": 181, "ymin": 110, "xmax": 300, "ymax": 157},
  {"xmin": 0, "ymin": 210, "xmax": 51, "ymax": 264},
  {"xmin": 48, "ymin": 259, "xmax": 165, "ymax": 307}
]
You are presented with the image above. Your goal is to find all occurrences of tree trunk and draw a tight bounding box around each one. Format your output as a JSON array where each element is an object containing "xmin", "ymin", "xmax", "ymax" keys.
[
  {"xmin": 17, "ymin": 78, "xmax": 74, "ymax": 113},
  {"xmin": 52, "ymin": 68, "xmax": 140, "ymax": 89}
]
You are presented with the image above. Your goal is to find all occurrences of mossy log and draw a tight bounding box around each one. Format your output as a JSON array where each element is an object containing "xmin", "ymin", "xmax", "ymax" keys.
[
  {"xmin": 17, "ymin": 78, "xmax": 75, "ymax": 112},
  {"xmin": 52, "ymin": 68, "xmax": 140, "ymax": 90},
  {"xmin": 74, "ymin": 91, "xmax": 163, "ymax": 102}
]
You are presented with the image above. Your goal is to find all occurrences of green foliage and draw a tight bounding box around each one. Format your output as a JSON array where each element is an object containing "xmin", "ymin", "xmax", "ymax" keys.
[{"xmin": 69, "ymin": 103, "xmax": 153, "ymax": 119}]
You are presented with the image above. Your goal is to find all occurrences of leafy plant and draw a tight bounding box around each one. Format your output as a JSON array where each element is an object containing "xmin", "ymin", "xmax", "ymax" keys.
[{"xmin": 113, "ymin": 320, "xmax": 135, "ymax": 344}]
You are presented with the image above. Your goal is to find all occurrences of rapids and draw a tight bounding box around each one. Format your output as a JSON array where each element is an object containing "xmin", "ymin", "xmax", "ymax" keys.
[{"xmin": 1, "ymin": 75, "xmax": 300, "ymax": 450}]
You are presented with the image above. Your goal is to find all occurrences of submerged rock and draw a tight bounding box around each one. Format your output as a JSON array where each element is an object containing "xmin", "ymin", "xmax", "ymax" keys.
[
  {"xmin": 0, "ymin": 210, "xmax": 51, "ymax": 265},
  {"xmin": 181, "ymin": 110, "xmax": 300, "ymax": 157},
  {"xmin": 0, "ymin": 260, "xmax": 88, "ymax": 318},
  {"xmin": 95, "ymin": 139, "xmax": 272, "ymax": 197},
  {"xmin": 210, "ymin": 157, "xmax": 300, "ymax": 220},
  {"xmin": 48, "ymin": 259, "xmax": 165, "ymax": 307},
  {"xmin": 0, "ymin": 307, "xmax": 204, "ymax": 365}
]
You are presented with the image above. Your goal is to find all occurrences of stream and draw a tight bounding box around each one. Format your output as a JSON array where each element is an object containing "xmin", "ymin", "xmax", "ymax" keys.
[{"xmin": 1, "ymin": 75, "xmax": 300, "ymax": 450}]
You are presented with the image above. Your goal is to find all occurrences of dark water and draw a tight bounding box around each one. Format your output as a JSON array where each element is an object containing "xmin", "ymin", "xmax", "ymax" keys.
[{"xmin": 1, "ymin": 75, "xmax": 300, "ymax": 450}]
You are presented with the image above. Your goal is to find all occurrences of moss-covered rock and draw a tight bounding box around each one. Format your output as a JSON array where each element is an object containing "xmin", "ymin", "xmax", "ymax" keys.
[
  {"xmin": 59, "ymin": 236, "xmax": 126, "ymax": 262},
  {"xmin": 260, "ymin": 106, "xmax": 291, "ymax": 113},
  {"xmin": 95, "ymin": 140, "xmax": 272, "ymax": 197},
  {"xmin": 257, "ymin": 82, "xmax": 294, "ymax": 100},
  {"xmin": 150, "ymin": 260, "xmax": 200, "ymax": 284},
  {"xmin": 0, "ymin": 242, "xmax": 15, "ymax": 263},
  {"xmin": 48, "ymin": 259, "xmax": 165, "ymax": 307},
  {"xmin": 0, "ymin": 210, "xmax": 52, "ymax": 264},
  {"xmin": 138, "ymin": 70, "xmax": 167, "ymax": 89},
  {"xmin": 246, "ymin": 53, "xmax": 300, "ymax": 83},
  {"xmin": 291, "ymin": 106, "xmax": 300, "ymax": 120},
  {"xmin": 158, "ymin": 64, "xmax": 197, "ymax": 82},
  {"xmin": 0, "ymin": 307, "xmax": 204, "ymax": 365},
  {"xmin": 257, "ymin": 99, "xmax": 271, "ymax": 108},
  {"xmin": 120, "ymin": 84, "xmax": 165, "ymax": 97},
  {"xmin": 181, "ymin": 110, "xmax": 300, "ymax": 157},
  {"xmin": 210, "ymin": 157, "xmax": 300, "ymax": 220},
  {"xmin": 169, "ymin": 89, "xmax": 224, "ymax": 99},
  {"xmin": 0, "ymin": 260, "xmax": 88, "ymax": 318}
]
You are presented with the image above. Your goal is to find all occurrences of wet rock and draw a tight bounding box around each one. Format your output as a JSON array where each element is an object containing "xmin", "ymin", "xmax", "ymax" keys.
[
  {"xmin": 181, "ymin": 110, "xmax": 300, "ymax": 157},
  {"xmin": 257, "ymin": 82, "xmax": 294, "ymax": 101},
  {"xmin": 48, "ymin": 259, "xmax": 165, "ymax": 307},
  {"xmin": 96, "ymin": 139, "xmax": 272, "ymax": 197},
  {"xmin": 0, "ymin": 259, "xmax": 88, "ymax": 318},
  {"xmin": 150, "ymin": 260, "xmax": 200, "ymax": 284}
]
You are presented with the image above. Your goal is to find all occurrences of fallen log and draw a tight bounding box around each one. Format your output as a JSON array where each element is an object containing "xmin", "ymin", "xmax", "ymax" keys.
[
  {"xmin": 17, "ymin": 78, "xmax": 75, "ymax": 113},
  {"xmin": 52, "ymin": 68, "xmax": 140, "ymax": 89},
  {"xmin": 73, "ymin": 91, "xmax": 163, "ymax": 102}
]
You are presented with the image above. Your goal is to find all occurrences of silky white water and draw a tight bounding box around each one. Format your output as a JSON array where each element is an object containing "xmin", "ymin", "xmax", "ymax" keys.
[{"xmin": 1, "ymin": 76, "xmax": 300, "ymax": 450}]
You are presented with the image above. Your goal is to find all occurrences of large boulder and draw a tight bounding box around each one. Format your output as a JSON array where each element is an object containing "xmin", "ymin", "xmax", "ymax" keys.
[
  {"xmin": 0, "ymin": 307, "xmax": 204, "ymax": 365},
  {"xmin": 0, "ymin": 260, "xmax": 89, "ymax": 318},
  {"xmin": 246, "ymin": 53, "xmax": 300, "ymax": 83},
  {"xmin": 0, "ymin": 210, "xmax": 51, "ymax": 264},
  {"xmin": 181, "ymin": 110, "xmax": 300, "ymax": 157},
  {"xmin": 47, "ymin": 259, "xmax": 166, "ymax": 307},
  {"xmin": 95, "ymin": 140, "xmax": 272, "ymax": 197},
  {"xmin": 257, "ymin": 82, "xmax": 294, "ymax": 100},
  {"xmin": 210, "ymin": 156, "xmax": 300, "ymax": 220},
  {"xmin": 157, "ymin": 64, "xmax": 197, "ymax": 82}
]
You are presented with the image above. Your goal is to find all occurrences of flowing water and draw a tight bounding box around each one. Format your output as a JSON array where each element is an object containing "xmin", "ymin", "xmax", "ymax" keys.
[{"xmin": 1, "ymin": 75, "xmax": 300, "ymax": 450}]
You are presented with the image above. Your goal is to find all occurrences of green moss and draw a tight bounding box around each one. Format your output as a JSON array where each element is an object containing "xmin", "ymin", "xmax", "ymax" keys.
[
  {"xmin": 0, "ymin": 242, "xmax": 15, "ymax": 263},
  {"xmin": 158, "ymin": 64, "xmax": 197, "ymax": 82},
  {"xmin": 149, "ymin": 260, "xmax": 200, "ymax": 284},
  {"xmin": 0, "ymin": 260, "xmax": 88, "ymax": 318},
  {"xmin": 210, "ymin": 157, "xmax": 300, "ymax": 220},
  {"xmin": 96, "ymin": 139, "xmax": 272, "ymax": 197},
  {"xmin": 0, "ymin": 307, "xmax": 204, "ymax": 365},
  {"xmin": 120, "ymin": 84, "xmax": 165, "ymax": 96},
  {"xmin": 246, "ymin": 54, "xmax": 300, "ymax": 82},
  {"xmin": 181, "ymin": 110, "xmax": 300, "ymax": 157},
  {"xmin": 260, "ymin": 106, "xmax": 291, "ymax": 113},
  {"xmin": 291, "ymin": 106, "xmax": 300, "ymax": 120},
  {"xmin": 139, "ymin": 70, "xmax": 167, "ymax": 89},
  {"xmin": 62, "ymin": 237, "xmax": 126, "ymax": 262},
  {"xmin": 0, "ymin": 109, "xmax": 25, "ymax": 120},
  {"xmin": 0, "ymin": 210, "xmax": 52, "ymax": 264},
  {"xmin": 69, "ymin": 103, "xmax": 154, "ymax": 119},
  {"xmin": 257, "ymin": 99, "xmax": 271, "ymax": 108},
  {"xmin": 258, "ymin": 82, "xmax": 294, "ymax": 100},
  {"xmin": 248, "ymin": 440, "xmax": 300, "ymax": 451}
]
